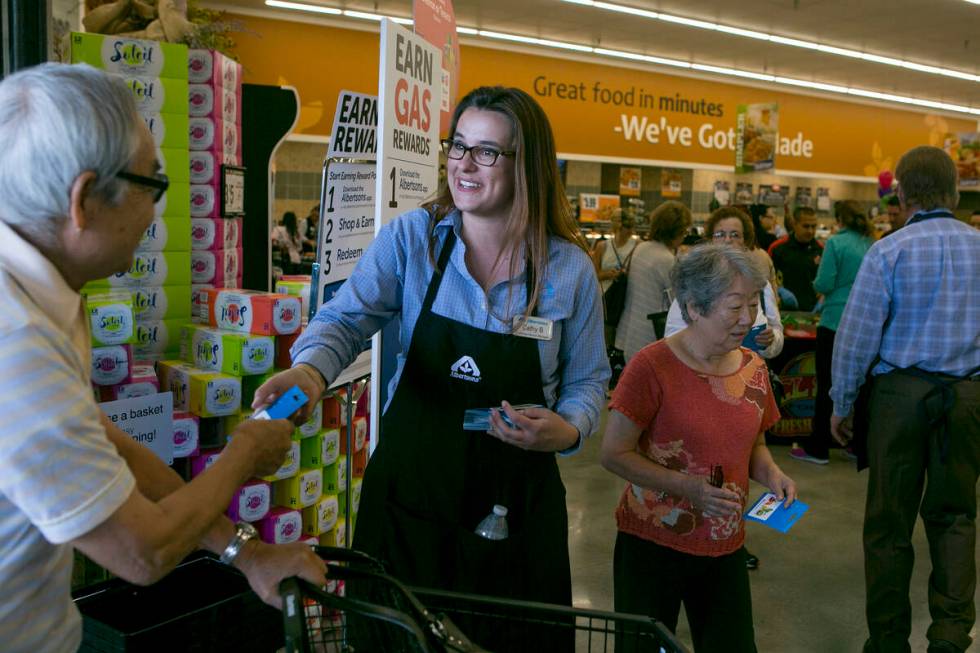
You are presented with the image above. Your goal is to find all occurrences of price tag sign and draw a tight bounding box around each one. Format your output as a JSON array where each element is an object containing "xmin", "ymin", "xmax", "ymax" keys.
[{"xmin": 222, "ymin": 165, "xmax": 246, "ymax": 217}]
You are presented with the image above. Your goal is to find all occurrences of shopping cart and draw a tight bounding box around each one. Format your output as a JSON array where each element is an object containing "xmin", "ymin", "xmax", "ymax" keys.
[{"xmin": 280, "ymin": 546, "xmax": 688, "ymax": 653}]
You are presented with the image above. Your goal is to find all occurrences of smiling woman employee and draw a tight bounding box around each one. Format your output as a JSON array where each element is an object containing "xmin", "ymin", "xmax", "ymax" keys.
[{"xmin": 255, "ymin": 86, "xmax": 608, "ymax": 645}]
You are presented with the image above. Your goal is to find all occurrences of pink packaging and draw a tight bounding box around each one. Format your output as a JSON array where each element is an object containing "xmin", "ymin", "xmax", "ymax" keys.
[
  {"xmin": 191, "ymin": 217, "xmax": 242, "ymax": 251},
  {"xmin": 188, "ymin": 84, "xmax": 241, "ymax": 125},
  {"xmin": 188, "ymin": 118, "xmax": 240, "ymax": 166},
  {"xmin": 257, "ymin": 506, "xmax": 302, "ymax": 544},
  {"xmin": 188, "ymin": 49, "xmax": 242, "ymax": 89},
  {"xmin": 228, "ymin": 479, "xmax": 272, "ymax": 522},
  {"xmin": 191, "ymin": 248, "xmax": 242, "ymax": 286},
  {"xmin": 173, "ymin": 412, "xmax": 200, "ymax": 458},
  {"xmin": 190, "ymin": 447, "xmax": 222, "ymax": 478},
  {"xmin": 91, "ymin": 344, "xmax": 133, "ymax": 387},
  {"xmin": 189, "ymin": 183, "xmax": 218, "ymax": 218},
  {"xmin": 189, "ymin": 151, "xmax": 217, "ymax": 185},
  {"xmin": 98, "ymin": 362, "xmax": 159, "ymax": 400}
]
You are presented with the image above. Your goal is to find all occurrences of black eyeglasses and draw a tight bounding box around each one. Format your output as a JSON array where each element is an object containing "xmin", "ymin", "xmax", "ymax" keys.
[
  {"xmin": 440, "ymin": 139, "xmax": 516, "ymax": 167},
  {"xmin": 116, "ymin": 170, "xmax": 169, "ymax": 203}
]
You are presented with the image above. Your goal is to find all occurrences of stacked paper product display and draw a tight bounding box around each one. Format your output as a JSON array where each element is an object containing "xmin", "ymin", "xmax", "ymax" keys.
[
  {"xmin": 187, "ymin": 50, "xmax": 243, "ymax": 291},
  {"xmin": 275, "ymin": 275, "xmax": 312, "ymax": 325},
  {"xmin": 72, "ymin": 33, "xmax": 192, "ymax": 366}
]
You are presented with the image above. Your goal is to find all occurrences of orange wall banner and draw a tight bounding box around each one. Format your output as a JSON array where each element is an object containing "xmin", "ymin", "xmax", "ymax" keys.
[{"xmin": 231, "ymin": 13, "xmax": 976, "ymax": 178}]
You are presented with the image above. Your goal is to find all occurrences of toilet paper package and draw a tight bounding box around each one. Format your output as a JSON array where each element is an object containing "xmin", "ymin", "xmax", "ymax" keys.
[
  {"xmin": 155, "ymin": 360, "xmax": 198, "ymax": 412},
  {"xmin": 302, "ymin": 493, "xmax": 339, "ymax": 536},
  {"xmin": 188, "ymin": 117, "xmax": 241, "ymax": 166},
  {"xmin": 322, "ymin": 395, "xmax": 342, "ymax": 430},
  {"xmin": 133, "ymin": 319, "xmax": 183, "ymax": 359},
  {"xmin": 155, "ymin": 182, "xmax": 191, "ymax": 219},
  {"xmin": 191, "ymin": 217, "xmax": 242, "ymax": 251},
  {"xmin": 319, "ymin": 517, "xmax": 346, "ymax": 548},
  {"xmin": 241, "ymin": 370, "xmax": 277, "ymax": 409},
  {"xmin": 228, "ymin": 479, "xmax": 271, "ymax": 523},
  {"xmin": 181, "ymin": 324, "xmax": 274, "ymax": 376},
  {"xmin": 141, "ymin": 111, "xmax": 190, "ymax": 150},
  {"xmin": 189, "ymin": 447, "xmax": 222, "ymax": 478},
  {"xmin": 136, "ymin": 215, "xmax": 191, "ymax": 253},
  {"xmin": 261, "ymin": 440, "xmax": 300, "ymax": 482},
  {"xmin": 273, "ymin": 467, "xmax": 322, "ymax": 509},
  {"xmin": 189, "ymin": 83, "xmax": 241, "ymax": 125},
  {"xmin": 187, "ymin": 369, "xmax": 241, "ymax": 417},
  {"xmin": 301, "ymin": 429, "xmax": 339, "ymax": 468},
  {"xmin": 296, "ymin": 401, "xmax": 323, "ymax": 438},
  {"xmin": 198, "ymin": 289, "xmax": 302, "ymax": 336},
  {"xmin": 157, "ymin": 147, "xmax": 190, "ymax": 183},
  {"xmin": 129, "ymin": 285, "xmax": 192, "ymax": 322},
  {"xmin": 86, "ymin": 251, "xmax": 191, "ymax": 289},
  {"xmin": 122, "ymin": 76, "xmax": 188, "ymax": 115},
  {"xmin": 352, "ymin": 446, "xmax": 368, "ymax": 477},
  {"xmin": 275, "ymin": 277, "xmax": 312, "ymax": 324},
  {"xmin": 172, "ymin": 412, "xmax": 200, "ymax": 458},
  {"xmin": 275, "ymin": 331, "xmax": 300, "ymax": 370},
  {"xmin": 189, "ymin": 183, "xmax": 219, "ymax": 219},
  {"xmin": 86, "ymin": 292, "xmax": 136, "ymax": 347},
  {"xmin": 340, "ymin": 416, "xmax": 367, "ymax": 454},
  {"xmin": 322, "ymin": 459, "xmax": 347, "ymax": 495},
  {"xmin": 188, "ymin": 49, "xmax": 242, "ymax": 88},
  {"xmin": 257, "ymin": 507, "xmax": 302, "ymax": 545},
  {"xmin": 191, "ymin": 248, "xmax": 241, "ymax": 286},
  {"xmin": 98, "ymin": 362, "xmax": 159, "ymax": 401},
  {"xmin": 70, "ymin": 32, "xmax": 188, "ymax": 78},
  {"xmin": 91, "ymin": 344, "xmax": 133, "ymax": 387}
]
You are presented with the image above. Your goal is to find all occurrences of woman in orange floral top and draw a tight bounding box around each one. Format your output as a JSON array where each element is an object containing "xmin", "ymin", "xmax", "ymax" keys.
[{"xmin": 601, "ymin": 244, "xmax": 798, "ymax": 653}]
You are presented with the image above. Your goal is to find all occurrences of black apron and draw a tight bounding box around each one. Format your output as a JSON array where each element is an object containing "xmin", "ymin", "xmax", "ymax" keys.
[{"xmin": 352, "ymin": 230, "xmax": 572, "ymax": 651}]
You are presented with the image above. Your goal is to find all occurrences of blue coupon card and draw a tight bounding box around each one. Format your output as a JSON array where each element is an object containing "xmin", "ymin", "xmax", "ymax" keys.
[{"xmin": 744, "ymin": 492, "xmax": 809, "ymax": 533}]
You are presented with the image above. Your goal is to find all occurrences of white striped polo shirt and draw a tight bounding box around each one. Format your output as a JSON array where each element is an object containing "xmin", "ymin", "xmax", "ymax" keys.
[{"xmin": 0, "ymin": 220, "xmax": 135, "ymax": 653}]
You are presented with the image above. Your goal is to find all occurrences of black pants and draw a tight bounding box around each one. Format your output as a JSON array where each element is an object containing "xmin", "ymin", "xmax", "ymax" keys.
[
  {"xmin": 864, "ymin": 371, "xmax": 979, "ymax": 652},
  {"xmin": 804, "ymin": 326, "xmax": 835, "ymax": 459},
  {"xmin": 613, "ymin": 531, "xmax": 757, "ymax": 653}
]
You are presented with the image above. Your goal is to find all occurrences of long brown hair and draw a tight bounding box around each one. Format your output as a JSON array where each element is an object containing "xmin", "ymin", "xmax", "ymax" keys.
[
  {"xmin": 836, "ymin": 200, "xmax": 871, "ymax": 236},
  {"xmin": 424, "ymin": 86, "xmax": 586, "ymax": 319}
]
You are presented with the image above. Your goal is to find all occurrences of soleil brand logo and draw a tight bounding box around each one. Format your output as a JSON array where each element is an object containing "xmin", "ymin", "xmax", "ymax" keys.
[
  {"xmin": 170, "ymin": 381, "xmax": 186, "ymax": 406},
  {"xmin": 281, "ymin": 521, "xmax": 297, "ymax": 538},
  {"xmin": 192, "ymin": 224, "xmax": 207, "ymax": 240},
  {"xmin": 136, "ymin": 325, "xmax": 159, "ymax": 344},
  {"xmin": 133, "ymin": 289, "xmax": 158, "ymax": 314},
  {"xmin": 99, "ymin": 314, "xmax": 125, "ymax": 333},
  {"xmin": 192, "ymin": 258, "xmax": 209, "ymax": 273},
  {"xmin": 174, "ymin": 429, "xmax": 188, "ymax": 445},
  {"xmin": 304, "ymin": 479, "xmax": 319, "ymax": 496},
  {"xmin": 128, "ymin": 255, "xmax": 158, "ymax": 279},
  {"xmin": 247, "ymin": 345, "xmax": 268, "ymax": 363},
  {"xmin": 111, "ymin": 41, "xmax": 154, "ymax": 66},
  {"xmin": 126, "ymin": 78, "xmax": 156, "ymax": 100},
  {"xmin": 190, "ymin": 124, "xmax": 208, "ymax": 139},
  {"xmin": 280, "ymin": 307, "xmax": 295, "ymax": 324},
  {"xmin": 213, "ymin": 385, "xmax": 236, "ymax": 406},
  {"xmin": 246, "ymin": 494, "xmax": 263, "ymax": 510},
  {"xmin": 98, "ymin": 357, "xmax": 118, "ymax": 372},
  {"xmin": 450, "ymin": 355, "xmax": 481, "ymax": 383},
  {"xmin": 190, "ymin": 89, "xmax": 206, "ymax": 109}
]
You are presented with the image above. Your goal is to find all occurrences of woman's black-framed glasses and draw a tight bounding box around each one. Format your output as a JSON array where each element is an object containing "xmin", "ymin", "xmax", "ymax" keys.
[
  {"xmin": 116, "ymin": 170, "xmax": 170, "ymax": 203},
  {"xmin": 440, "ymin": 139, "xmax": 516, "ymax": 167}
]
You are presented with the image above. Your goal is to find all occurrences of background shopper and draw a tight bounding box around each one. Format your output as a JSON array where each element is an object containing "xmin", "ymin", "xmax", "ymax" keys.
[
  {"xmin": 830, "ymin": 146, "xmax": 979, "ymax": 653},
  {"xmin": 271, "ymin": 211, "xmax": 303, "ymax": 273},
  {"xmin": 768, "ymin": 206, "xmax": 823, "ymax": 310},
  {"xmin": 790, "ymin": 200, "xmax": 872, "ymax": 465},
  {"xmin": 0, "ymin": 64, "xmax": 326, "ymax": 653},
  {"xmin": 255, "ymin": 86, "xmax": 608, "ymax": 651},
  {"xmin": 593, "ymin": 206, "xmax": 637, "ymax": 360},
  {"xmin": 602, "ymin": 244, "xmax": 796, "ymax": 653},
  {"xmin": 614, "ymin": 201, "xmax": 691, "ymax": 361}
]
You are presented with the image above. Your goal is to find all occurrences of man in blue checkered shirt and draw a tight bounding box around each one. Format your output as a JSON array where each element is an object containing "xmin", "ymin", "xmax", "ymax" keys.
[{"xmin": 830, "ymin": 146, "xmax": 980, "ymax": 653}]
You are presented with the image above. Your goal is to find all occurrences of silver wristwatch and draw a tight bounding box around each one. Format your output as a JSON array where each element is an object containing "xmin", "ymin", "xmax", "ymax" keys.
[{"xmin": 219, "ymin": 521, "xmax": 258, "ymax": 565}]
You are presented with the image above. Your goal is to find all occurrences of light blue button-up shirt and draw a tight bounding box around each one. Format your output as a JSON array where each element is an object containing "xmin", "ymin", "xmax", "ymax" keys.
[{"xmin": 292, "ymin": 208, "xmax": 610, "ymax": 449}]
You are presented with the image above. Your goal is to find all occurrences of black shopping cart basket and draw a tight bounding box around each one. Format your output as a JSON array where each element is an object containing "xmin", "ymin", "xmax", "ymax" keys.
[{"xmin": 281, "ymin": 547, "xmax": 688, "ymax": 653}]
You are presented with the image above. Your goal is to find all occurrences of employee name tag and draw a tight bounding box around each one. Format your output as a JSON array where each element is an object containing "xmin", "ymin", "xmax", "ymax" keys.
[{"xmin": 513, "ymin": 316, "xmax": 553, "ymax": 341}]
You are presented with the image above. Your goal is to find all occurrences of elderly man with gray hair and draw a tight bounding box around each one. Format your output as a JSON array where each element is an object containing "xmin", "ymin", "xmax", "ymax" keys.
[
  {"xmin": 602, "ymin": 243, "xmax": 796, "ymax": 652},
  {"xmin": 831, "ymin": 146, "xmax": 980, "ymax": 653},
  {"xmin": 0, "ymin": 64, "xmax": 327, "ymax": 653}
]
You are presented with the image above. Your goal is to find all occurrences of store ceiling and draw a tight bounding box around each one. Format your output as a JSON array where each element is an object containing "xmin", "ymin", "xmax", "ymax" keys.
[{"xmin": 215, "ymin": 0, "xmax": 980, "ymax": 114}]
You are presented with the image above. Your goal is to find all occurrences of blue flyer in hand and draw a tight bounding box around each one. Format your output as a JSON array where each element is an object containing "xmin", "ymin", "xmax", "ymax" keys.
[{"xmin": 744, "ymin": 492, "xmax": 809, "ymax": 533}]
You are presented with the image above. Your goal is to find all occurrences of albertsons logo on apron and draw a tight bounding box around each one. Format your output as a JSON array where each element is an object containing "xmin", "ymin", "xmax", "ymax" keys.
[{"xmin": 450, "ymin": 355, "xmax": 481, "ymax": 383}]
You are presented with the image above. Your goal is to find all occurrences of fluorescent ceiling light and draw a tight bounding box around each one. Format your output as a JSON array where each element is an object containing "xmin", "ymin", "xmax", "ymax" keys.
[
  {"xmin": 263, "ymin": 1, "xmax": 980, "ymax": 116},
  {"xmin": 560, "ymin": 0, "xmax": 980, "ymax": 84},
  {"xmin": 265, "ymin": 0, "xmax": 340, "ymax": 15}
]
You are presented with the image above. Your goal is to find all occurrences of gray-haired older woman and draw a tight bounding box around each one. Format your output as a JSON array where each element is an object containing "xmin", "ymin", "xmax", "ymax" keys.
[{"xmin": 601, "ymin": 244, "xmax": 797, "ymax": 652}]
